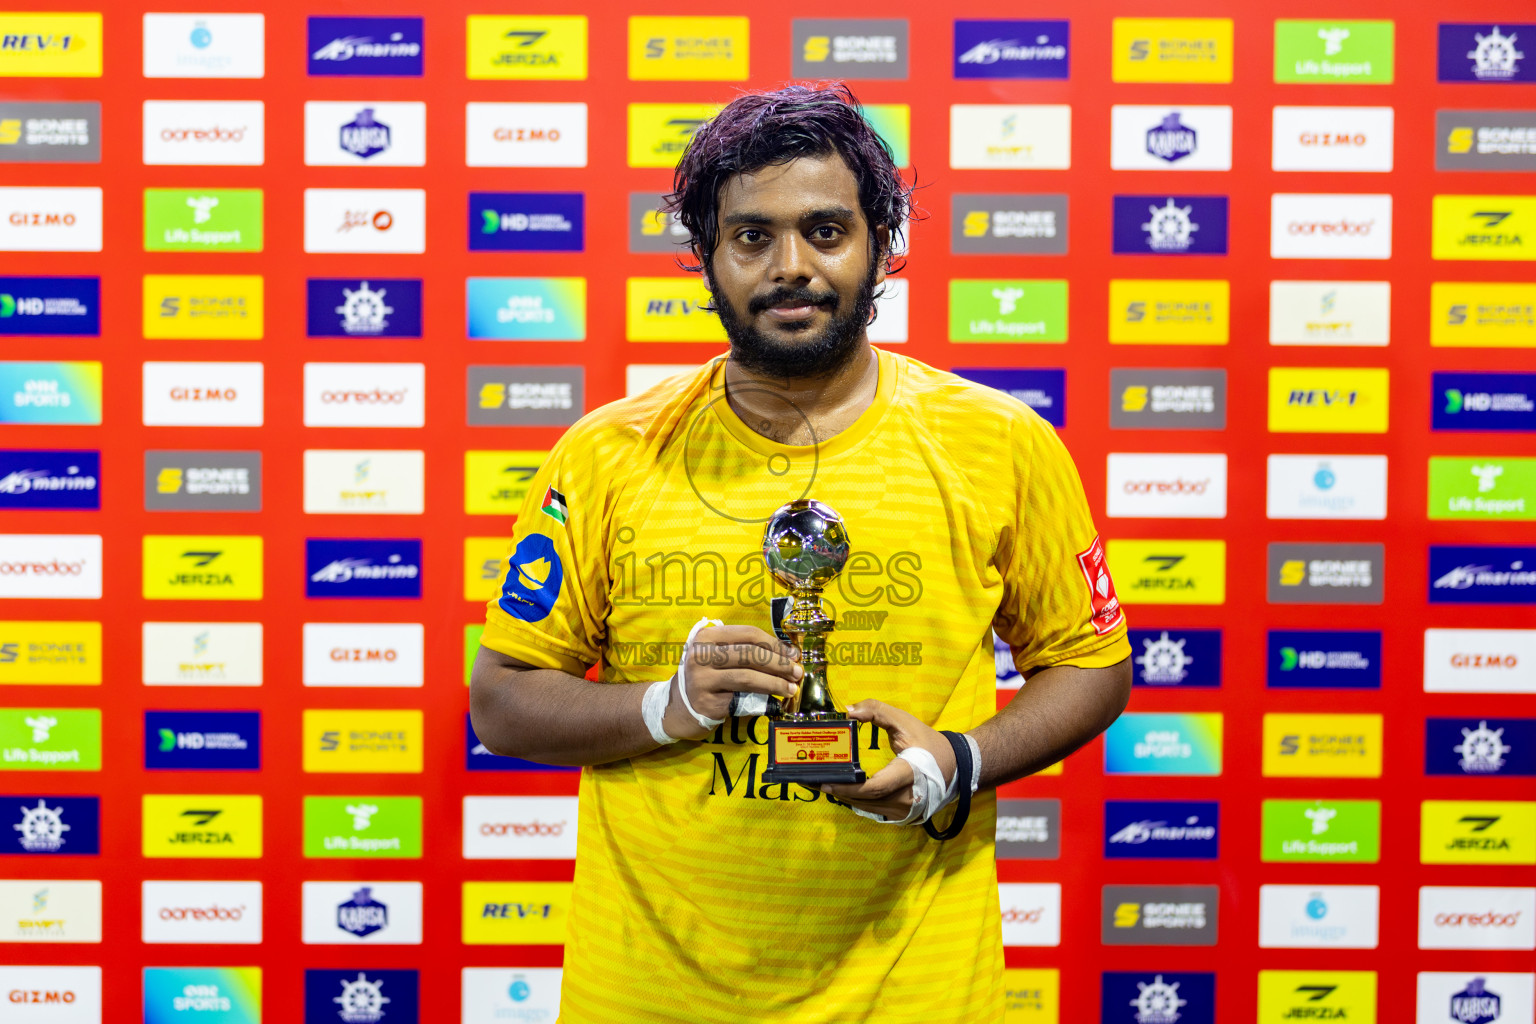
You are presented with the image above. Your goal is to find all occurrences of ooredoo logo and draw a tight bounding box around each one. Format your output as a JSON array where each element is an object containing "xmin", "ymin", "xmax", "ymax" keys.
[
  {"xmin": 478, "ymin": 820, "xmax": 566, "ymax": 836},
  {"xmin": 142, "ymin": 881, "xmax": 262, "ymax": 944},
  {"xmin": 1419, "ymin": 886, "xmax": 1536, "ymax": 949},
  {"xmin": 303, "ymin": 363, "xmax": 424, "ymax": 428},
  {"xmin": 998, "ymin": 882, "xmax": 1061, "ymax": 946},
  {"xmin": 1107, "ymin": 453, "xmax": 1228, "ymax": 519},
  {"xmin": 463, "ymin": 796, "xmax": 579, "ymax": 859},
  {"xmin": 142, "ymin": 101, "xmax": 265, "ymax": 167},
  {"xmin": 1270, "ymin": 194, "xmax": 1393, "ymax": 260},
  {"xmin": 0, "ymin": 534, "xmax": 100, "ymax": 599},
  {"xmin": 158, "ymin": 903, "xmax": 245, "ymax": 921}
]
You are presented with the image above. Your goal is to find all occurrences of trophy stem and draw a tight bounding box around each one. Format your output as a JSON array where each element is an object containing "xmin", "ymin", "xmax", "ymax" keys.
[{"xmin": 781, "ymin": 587, "xmax": 841, "ymax": 718}]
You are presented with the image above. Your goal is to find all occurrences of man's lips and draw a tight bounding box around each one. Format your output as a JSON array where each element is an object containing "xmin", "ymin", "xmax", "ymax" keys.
[{"xmin": 760, "ymin": 303, "xmax": 824, "ymax": 322}]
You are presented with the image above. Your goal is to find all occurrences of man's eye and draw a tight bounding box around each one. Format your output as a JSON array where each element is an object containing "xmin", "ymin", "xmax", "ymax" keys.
[
  {"xmin": 739, "ymin": 229, "xmax": 764, "ymax": 243},
  {"xmin": 813, "ymin": 226, "xmax": 840, "ymax": 240}
]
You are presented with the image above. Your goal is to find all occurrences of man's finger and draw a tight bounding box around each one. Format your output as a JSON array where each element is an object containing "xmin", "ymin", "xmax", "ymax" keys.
[
  {"xmin": 820, "ymin": 758, "xmax": 913, "ymax": 803},
  {"xmin": 707, "ymin": 668, "xmax": 799, "ymax": 699},
  {"xmin": 691, "ymin": 643, "xmax": 804, "ymax": 679},
  {"xmin": 694, "ymin": 625, "xmax": 799, "ymax": 661}
]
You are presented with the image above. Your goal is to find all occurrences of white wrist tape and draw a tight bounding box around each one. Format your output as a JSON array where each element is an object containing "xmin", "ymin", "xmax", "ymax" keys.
[
  {"xmin": 641, "ymin": 679, "xmax": 677, "ymax": 746},
  {"xmin": 676, "ymin": 616, "xmax": 726, "ymax": 731},
  {"xmin": 855, "ymin": 735, "xmax": 982, "ymax": 826}
]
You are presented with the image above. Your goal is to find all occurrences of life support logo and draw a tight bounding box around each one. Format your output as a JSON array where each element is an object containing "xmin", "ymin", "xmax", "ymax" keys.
[{"xmin": 498, "ymin": 534, "xmax": 563, "ymax": 622}]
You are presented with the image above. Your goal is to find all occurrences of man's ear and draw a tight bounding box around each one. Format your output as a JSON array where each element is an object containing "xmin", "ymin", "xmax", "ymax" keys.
[
  {"xmin": 873, "ymin": 225, "xmax": 891, "ymax": 286},
  {"xmin": 694, "ymin": 246, "xmax": 711, "ymax": 291}
]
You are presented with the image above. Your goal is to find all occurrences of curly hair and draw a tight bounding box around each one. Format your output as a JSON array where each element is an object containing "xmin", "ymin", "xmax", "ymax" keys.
[{"xmin": 663, "ymin": 83, "xmax": 916, "ymax": 276}]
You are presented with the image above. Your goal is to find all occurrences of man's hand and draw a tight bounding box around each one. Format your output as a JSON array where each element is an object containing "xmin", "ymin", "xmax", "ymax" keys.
[
  {"xmin": 819, "ymin": 700, "xmax": 957, "ymax": 822},
  {"xmin": 663, "ymin": 625, "xmax": 803, "ymax": 741}
]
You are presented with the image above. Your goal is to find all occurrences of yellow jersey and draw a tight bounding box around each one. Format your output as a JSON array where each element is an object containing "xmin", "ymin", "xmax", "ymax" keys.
[{"xmin": 482, "ymin": 347, "xmax": 1129, "ymax": 1023}]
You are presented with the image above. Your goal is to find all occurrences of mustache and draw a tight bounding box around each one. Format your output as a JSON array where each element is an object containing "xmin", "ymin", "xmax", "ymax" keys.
[{"xmin": 747, "ymin": 287, "xmax": 839, "ymax": 316}]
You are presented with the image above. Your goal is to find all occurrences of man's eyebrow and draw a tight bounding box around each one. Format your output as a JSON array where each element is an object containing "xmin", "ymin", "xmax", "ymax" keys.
[{"xmin": 721, "ymin": 206, "xmax": 858, "ymax": 227}]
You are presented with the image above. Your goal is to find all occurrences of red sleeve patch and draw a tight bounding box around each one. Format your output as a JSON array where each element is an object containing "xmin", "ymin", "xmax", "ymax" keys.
[{"xmin": 1076, "ymin": 535, "xmax": 1125, "ymax": 636}]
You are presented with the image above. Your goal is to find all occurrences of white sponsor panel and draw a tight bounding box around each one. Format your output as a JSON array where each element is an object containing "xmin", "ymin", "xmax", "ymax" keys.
[
  {"xmin": 304, "ymin": 102, "xmax": 426, "ymax": 167},
  {"xmin": 142, "ymin": 621, "xmax": 264, "ymax": 687},
  {"xmin": 1419, "ymin": 887, "xmax": 1536, "ymax": 950},
  {"xmin": 950, "ymin": 105, "xmax": 1071, "ymax": 170},
  {"xmin": 303, "ymin": 449, "xmax": 424, "ymax": 515},
  {"xmin": 1417, "ymin": 972, "xmax": 1535, "ymax": 1024},
  {"xmin": 303, "ymin": 188, "xmax": 426, "ymax": 254},
  {"xmin": 998, "ymin": 882, "xmax": 1062, "ymax": 946},
  {"xmin": 463, "ymin": 796, "xmax": 580, "ymax": 860},
  {"xmin": 1271, "ymin": 193, "xmax": 1393, "ymax": 260},
  {"xmin": 1106, "ymin": 453, "xmax": 1228, "ymax": 519},
  {"xmin": 466, "ymin": 102, "xmax": 588, "ymax": 168},
  {"xmin": 142, "ymin": 362, "xmax": 264, "ymax": 427},
  {"xmin": 141, "ymin": 881, "xmax": 262, "ymax": 944},
  {"xmin": 1258, "ymin": 884, "xmax": 1380, "ymax": 949},
  {"xmin": 866, "ymin": 277, "xmax": 908, "ymax": 343},
  {"xmin": 1272, "ymin": 106, "xmax": 1395, "ymax": 173},
  {"xmin": 142, "ymin": 100, "xmax": 265, "ymax": 166},
  {"xmin": 1425, "ymin": 630, "xmax": 1536, "ymax": 694},
  {"xmin": 0, "ymin": 188, "xmax": 102, "ymax": 253},
  {"xmin": 0, "ymin": 965, "xmax": 102, "ymax": 1023},
  {"xmin": 1110, "ymin": 105, "xmax": 1233, "ymax": 171},
  {"xmin": 302, "ymin": 363, "xmax": 425, "ymax": 428},
  {"xmin": 142, "ymin": 13, "xmax": 265, "ymax": 78},
  {"xmin": 0, "ymin": 535, "xmax": 102, "ymax": 599},
  {"xmin": 1269, "ymin": 280, "xmax": 1391, "ymax": 347},
  {"xmin": 302, "ymin": 623, "xmax": 425, "ymax": 688},
  {"xmin": 301, "ymin": 881, "xmax": 422, "ymax": 945},
  {"xmin": 625, "ymin": 364, "xmax": 698, "ymax": 397},
  {"xmin": 0, "ymin": 880, "xmax": 101, "ymax": 943},
  {"xmin": 462, "ymin": 968, "xmax": 563, "ymax": 1024},
  {"xmin": 1266, "ymin": 455, "xmax": 1388, "ymax": 520}
]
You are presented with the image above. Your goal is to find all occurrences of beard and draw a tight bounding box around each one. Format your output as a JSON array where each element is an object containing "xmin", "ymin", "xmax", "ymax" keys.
[{"xmin": 712, "ymin": 259, "xmax": 878, "ymax": 379}]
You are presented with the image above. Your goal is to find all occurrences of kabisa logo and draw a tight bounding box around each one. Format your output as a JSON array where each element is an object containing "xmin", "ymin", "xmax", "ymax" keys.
[
  {"xmin": 304, "ymin": 969, "xmax": 419, "ymax": 1024},
  {"xmin": 498, "ymin": 534, "xmax": 564, "ymax": 623},
  {"xmin": 1146, "ymin": 113, "xmax": 1197, "ymax": 163},
  {"xmin": 7, "ymin": 795, "xmax": 98, "ymax": 854},
  {"xmin": 144, "ymin": 711, "xmax": 260, "ymax": 771},
  {"xmin": 306, "ymin": 279, "xmax": 422, "ymax": 338},
  {"xmin": 1435, "ymin": 372, "xmax": 1536, "ymax": 432},
  {"xmin": 1430, "ymin": 546, "xmax": 1536, "ymax": 605},
  {"xmin": 1101, "ymin": 885, "xmax": 1219, "ymax": 945},
  {"xmin": 1113, "ymin": 195, "xmax": 1229, "ymax": 255},
  {"xmin": 1102, "ymin": 972, "xmax": 1215, "ymax": 1024},
  {"xmin": 1427, "ymin": 718, "xmax": 1536, "ymax": 776},
  {"xmin": 1267, "ymin": 630, "xmax": 1381, "ymax": 688},
  {"xmin": 1439, "ymin": 24, "xmax": 1531, "ymax": 83},
  {"xmin": 0, "ymin": 450, "xmax": 98, "ymax": 510},
  {"xmin": 337, "ymin": 887, "xmax": 388, "ymax": 938},
  {"xmin": 308, "ymin": 18, "xmax": 422, "ymax": 76},
  {"xmin": 469, "ymin": 192, "xmax": 583, "ymax": 252},
  {"xmin": 0, "ymin": 277, "xmax": 98, "ymax": 336},
  {"xmin": 951, "ymin": 367, "xmax": 1066, "ymax": 427},
  {"xmin": 340, "ymin": 108, "xmax": 390, "ymax": 159},
  {"xmin": 305, "ymin": 540, "xmax": 422, "ymax": 599},
  {"xmin": 1104, "ymin": 800, "xmax": 1219, "ymax": 859},
  {"xmin": 953, "ymin": 20, "xmax": 1069, "ymax": 79},
  {"xmin": 1447, "ymin": 978, "xmax": 1503, "ymax": 1024},
  {"xmin": 1129, "ymin": 629, "xmax": 1221, "ymax": 687},
  {"xmin": 791, "ymin": 19, "xmax": 908, "ymax": 79}
]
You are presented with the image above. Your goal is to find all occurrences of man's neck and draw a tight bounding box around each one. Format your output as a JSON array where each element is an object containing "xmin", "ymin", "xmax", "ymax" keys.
[{"xmin": 723, "ymin": 341, "xmax": 880, "ymax": 447}]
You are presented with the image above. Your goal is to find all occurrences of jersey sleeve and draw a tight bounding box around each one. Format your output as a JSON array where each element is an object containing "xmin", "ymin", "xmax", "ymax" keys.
[{"xmin": 994, "ymin": 415, "xmax": 1131, "ymax": 675}]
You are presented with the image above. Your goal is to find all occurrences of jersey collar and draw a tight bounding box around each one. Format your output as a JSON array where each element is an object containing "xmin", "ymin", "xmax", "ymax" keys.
[{"xmin": 709, "ymin": 346, "xmax": 898, "ymax": 461}]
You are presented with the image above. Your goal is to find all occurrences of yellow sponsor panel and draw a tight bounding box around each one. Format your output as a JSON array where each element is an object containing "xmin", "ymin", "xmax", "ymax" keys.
[
  {"xmin": 627, "ymin": 102, "xmax": 722, "ymax": 168},
  {"xmin": 465, "ymin": 537, "xmax": 508, "ymax": 602},
  {"xmin": 142, "ymin": 794, "xmax": 263, "ymax": 859},
  {"xmin": 462, "ymin": 882, "xmax": 573, "ymax": 944},
  {"xmin": 1257, "ymin": 971, "xmax": 1376, "ymax": 1024},
  {"xmin": 1002, "ymin": 968, "xmax": 1059, "ymax": 1023},
  {"xmin": 628, "ymin": 16, "xmax": 748, "ymax": 81},
  {"xmin": 1105, "ymin": 540, "xmax": 1226, "ymax": 606},
  {"xmin": 142, "ymin": 535, "xmax": 263, "ymax": 601},
  {"xmin": 466, "ymin": 15, "xmax": 587, "ymax": 80},
  {"xmin": 1433, "ymin": 195, "xmax": 1536, "ymax": 261},
  {"xmin": 303, "ymin": 709, "xmax": 423, "ymax": 774},
  {"xmin": 1267, "ymin": 367, "xmax": 1389, "ymax": 433},
  {"xmin": 142, "ymin": 275, "xmax": 264, "ymax": 340},
  {"xmin": 1112, "ymin": 18, "xmax": 1233, "ymax": 83},
  {"xmin": 0, "ymin": 13, "xmax": 101, "ymax": 77},
  {"xmin": 465, "ymin": 450, "xmax": 546, "ymax": 515},
  {"xmin": 626, "ymin": 276, "xmax": 728, "ymax": 342},
  {"xmin": 1421, "ymin": 800, "xmax": 1536, "ymax": 865},
  {"xmin": 0, "ymin": 621, "xmax": 101, "ymax": 685},
  {"xmin": 1108, "ymin": 279, "xmax": 1230, "ymax": 345},
  {"xmin": 1263, "ymin": 713, "xmax": 1383, "ymax": 778},
  {"xmin": 1430, "ymin": 282, "xmax": 1536, "ymax": 347}
]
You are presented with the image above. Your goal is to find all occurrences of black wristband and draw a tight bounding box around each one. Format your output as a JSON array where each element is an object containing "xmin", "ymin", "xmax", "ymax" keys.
[{"xmin": 922, "ymin": 731, "xmax": 972, "ymax": 842}]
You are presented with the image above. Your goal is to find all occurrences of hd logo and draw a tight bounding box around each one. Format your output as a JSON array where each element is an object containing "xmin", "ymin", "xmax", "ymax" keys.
[
  {"xmin": 1105, "ymin": 540, "xmax": 1226, "ymax": 605},
  {"xmin": 142, "ymin": 535, "xmax": 263, "ymax": 600},
  {"xmin": 1256, "ymin": 971, "xmax": 1377, "ymax": 1024},
  {"xmin": 141, "ymin": 794, "xmax": 263, "ymax": 858},
  {"xmin": 467, "ymin": 16, "xmax": 587, "ymax": 79},
  {"xmin": 1421, "ymin": 800, "xmax": 1536, "ymax": 864},
  {"xmin": 629, "ymin": 16, "xmax": 748, "ymax": 81},
  {"xmin": 1434, "ymin": 196, "xmax": 1536, "ymax": 260}
]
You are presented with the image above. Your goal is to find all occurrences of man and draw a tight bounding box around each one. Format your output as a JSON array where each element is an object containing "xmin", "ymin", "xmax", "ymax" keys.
[{"xmin": 470, "ymin": 84, "xmax": 1132, "ymax": 1023}]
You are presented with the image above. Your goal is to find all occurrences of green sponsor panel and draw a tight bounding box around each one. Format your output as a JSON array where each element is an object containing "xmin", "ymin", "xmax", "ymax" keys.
[
  {"xmin": 1261, "ymin": 798, "xmax": 1380, "ymax": 862},
  {"xmin": 303, "ymin": 795, "xmax": 423, "ymax": 858},
  {"xmin": 1429, "ymin": 456, "xmax": 1536, "ymax": 520},
  {"xmin": 144, "ymin": 188, "xmax": 264, "ymax": 252},
  {"xmin": 465, "ymin": 624, "xmax": 485, "ymax": 686},
  {"xmin": 1274, "ymin": 20, "xmax": 1394, "ymax": 84},
  {"xmin": 949, "ymin": 280, "xmax": 1068, "ymax": 343},
  {"xmin": 863, "ymin": 104, "xmax": 909, "ymax": 169},
  {"xmin": 0, "ymin": 707, "xmax": 101, "ymax": 770}
]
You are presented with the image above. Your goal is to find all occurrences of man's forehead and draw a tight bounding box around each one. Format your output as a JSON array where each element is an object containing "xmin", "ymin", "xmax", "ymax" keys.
[{"xmin": 717, "ymin": 153, "xmax": 863, "ymax": 219}]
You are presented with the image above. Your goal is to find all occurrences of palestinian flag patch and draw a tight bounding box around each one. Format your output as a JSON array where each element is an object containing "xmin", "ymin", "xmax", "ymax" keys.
[{"xmin": 541, "ymin": 486, "xmax": 569, "ymax": 525}]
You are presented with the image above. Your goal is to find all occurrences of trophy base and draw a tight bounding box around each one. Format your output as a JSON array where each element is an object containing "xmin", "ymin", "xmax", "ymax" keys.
[{"xmin": 762, "ymin": 719, "xmax": 865, "ymax": 786}]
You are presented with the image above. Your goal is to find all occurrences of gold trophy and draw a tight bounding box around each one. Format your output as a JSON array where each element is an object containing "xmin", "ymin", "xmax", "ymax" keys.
[{"xmin": 759, "ymin": 499, "xmax": 866, "ymax": 785}]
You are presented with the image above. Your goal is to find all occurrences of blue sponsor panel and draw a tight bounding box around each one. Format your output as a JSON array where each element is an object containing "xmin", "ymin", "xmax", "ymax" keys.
[
  {"xmin": 953, "ymin": 20, "xmax": 1070, "ymax": 79},
  {"xmin": 469, "ymin": 192, "xmax": 584, "ymax": 252},
  {"xmin": 1112, "ymin": 195, "xmax": 1229, "ymax": 255},
  {"xmin": 1128, "ymin": 629, "xmax": 1221, "ymax": 687},
  {"xmin": 1104, "ymin": 800, "xmax": 1220, "ymax": 859},
  {"xmin": 307, "ymin": 17, "xmax": 423, "ymax": 76},
  {"xmin": 1427, "ymin": 717, "xmax": 1536, "ymax": 776},
  {"xmin": 1433, "ymin": 372, "xmax": 1536, "ymax": 432},
  {"xmin": 0, "ymin": 450, "xmax": 100, "ymax": 509},
  {"xmin": 306, "ymin": 539, "xmax": 423, "ymax": 599},
  {"xmin": 1101, "ymin": 972, "xmax": 1216, "ymax": 1024},
  {"xmin": 306, "ymin": 279, "xmax": 422, "ymax": 338},
  {"xmin": 4, "ymin": 795, "xmax": 100, "ymax": 854},
  {"xmin": 144, "ymin": 711, "xmax": 261, "ymax": 771},
  {"xmin": 0, "ymin": 277, "xmax": 100, "ymax": 336},
  {"xmin": 951, "ymin": 367, "xmax": 1065, "ymax": 426},
  {"xmin": 1430, "ymin": 545, "xmax": 1536, "ymax": 604},
  {"xmin": 303, "ymin": 969, "xmax": 419, "ymax": 1024},
  {"xmin": 466, "ymin": 715, "xmax": 577, "ymax": 772},
  {"xmin": 1437, "ymin": 23, "xmax": 1534, "ymax": 83},
  {"xmin": 1266, "ymin": 630, "xmax": 1381, "ymax": 689}
]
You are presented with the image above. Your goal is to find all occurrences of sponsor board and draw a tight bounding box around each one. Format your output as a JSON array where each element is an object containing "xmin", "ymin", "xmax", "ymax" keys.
[
  {"xmin": 303, "ymin": 709, "xmax": 423, "ymax": 773},
  {"xmin": 1111, "ymin": 18, "xmax": 1233, "ymax": 83},
  {"xmin": 1108, "ymin": 279, "xmax": 1229, "ymax": 345},
  {"xmin": 141, "ymin": 535, "xmax": 263, "ymax": 601},
  {"xmin": 144, "ymin": 711, "xmax": 259, "ymax": 771},
  {"xmin": 629, "ymin": 192, "xmax": 688, "ymax": 253},
  {"xmin": 1103, "ymin": 800, "xmax": 1219, "ymax": 859},
  {"xmin": 142, "ymin": 100, "xmax": 264, "ymax": 166},
  {"xmin": 1002, "ymin": 969, "xmax": 1058, "ymax": 1023},
  {"xmin": 145, "ymin": 451, "xmax": 261, "ymax": 513},
  {"xmin": 0, "ymin": 965, "xmax": 101, "ymax": 1022},
  {"xmin": 309, "ymin": 16, "xmax": 421, "ymax": 76},
  {"xmin": 949, "ymin": 279, "xmax": 1067, "ymax": 342},
  {"xmin": 1422, "ymin": 801, "xmax": 1536, "ymax": 865},
  {"xmin": 951, "ymin": 194, "xmax": 1067, "ymax": 256},
  {"xmin": 1267, "ymin": 630, "xmax": 1381, "ymax": 688},
  {"xmin": 0, "ymin": 277, "xmax": 98, "ymax": 337},
  {"xmin": 998, "ymin": 882, "xmax": 1062, "ymax": 947},
  {"xmin": 304, "ymin": 970, "xmax": 418, "ymax": 1024},
  {"xmin": 143, "ymin": 13, "xmax": 264, "ymax": 79},
  {"xmin": 1110, "ymin": 106, "xmax": 1232, "ymax": 171},
  {"xmin": 953, "ymin": 20, "xmax": 1067, "ymax": 80},
  {"xmin": 1269, "ymin": 281, "xmax": 1391, "ymax": 346},
  {"xmin": 303, "ymin": 795, "xmax": 422, "ymax": 859},
  {"xmin": 1267, "ymin": 542, "xmax": 1385, "ymax": 604},
  {"xmin": 143, "ymin": 968, "xmax": 260, "ymax": 1024},
  {"xmin": 304, "ymin": 101, "xmax": 425, "ymax": 167},
  {"xmin": 1427, "ymin": 718, "xmax": 1536, "ymax": 777},
  {"xmin": 305, "ymin": 539, "xmax": 421, "ymax": 600},
  {"xmin": 628, "ymin": 16, "xmax": 747, "ymax": 81},
  {"xmin": 1426, "ymin": 630, "xmax": 1536, "ymax": 693},
  {"xmin": 1261, "ymin": 799, "xmax": 1381, "ymax": 863},
  {"xmin": 1266, "ymin": 454, "xmax": 1388, "ymax": 519},
  {"xmin": 1110, "ymin": 369, "xmax": 1227, "ymax": 430},
  {"xmin": 463, "ymin": 796, "xmax": 579, "ymax": 860},
  {"xmin": 1102, "ymin": 972, "xmax": 1214, "ymax": 1024},
  {"xmin": 1274, "ymin": 21, "xmax": 1394, "ymax": 84},
  {"xmin": 1434, "ymin": 372, "xmax": 1536, "ymax": 431},
  {"xmin": 464, "ymin": 450, "xmax": 547, "ymax": 515},
  {"xmin": 462, "ymin": 968, "xmax": 563, "ymax": 1023},
  {"xmin": 1439, "ymin": 24, "xmax": 1534, "ymax": 84},
  {"xmin": 625, "ymin": 276, "xmax": 724, "ymax": 342},
  {"xmin": 141, "ymin": 881, "xmax": 261, "ymax": 944},
  {"xmin": 466, "ymin": 15, "xmax": 587, "ymax": 80},
  {"xmin": 4, "ymin": 795, "xmax": 99, "ymax": 855},
  {"xmin": 468, "ymin": 366, "xmax": 585, "ymax": 427},
  {"xmin": 143, "ymin": 276, "xmax": 263, "ymax": 341},
  {"xmin": 952, "ymin": 368, "xmax": 1065, "ymax": 427},
  {"xmin": 0, "ymin": 879, "xmax": 100, "ymax": 943},
  {"xmin": 1271, "ymin": 193, "xmax": 1393, "ymax": 259},
  {"xmin": 0, "ymin": 101, "xmax": 98, "ymax": 163},
  {"xmin": 469, "ymin": 192, "xmax": 583, "ymax": 253},
  {"xmin": 793, "ymin": 19, "xmax": 907, "ymax": 79},
  {"xmin": 1432, "ymin": 282, "xmax": 1536, "ymax": 348},
  {"xmin": 1417, "ymin": 973, "xmax": 1535, "ymax": 1024},
  {"xmin": 1112, "ymin": 195, "xmax": 1228, "ymax": 255},
  {"xmin": 0, "ymin": 535, "xmax": 101, "ymax": 600},
  {"xmin": 626, "ymin": 102, "xmax": 720, "ymax": 168},
  {"xmin": 1103, "ymin": 713, "xmax": 1223, "ymax": 775},
  {"xmin": 1105, "ymin": 539, "xmax": 1226, "ymax": 605},
  {"xmin": 465, "ymin": 537, "xmax": 510, "ymax": 601},
  {"xmin": 1430, "ymin": 545, "xmax": 1536, "ymax": 604},
  {"xmin": 1434, "ymin": 196, "xmax": 1536, "ymax": 261},
  {"xmin": 141, "ymin": 794, "xmax": 262, "ymax": 858},
  {"xmin": 994, "ymin": 798, "xmax": 1060, "ymax": 860},
  {"xmin": 302, "ymin": 450, "xmax": 423, "ymax": 515},
  {"xmin": 303, "ymin": 623, "xmax": 424, "ymax": 688},
  {"xmin": 1259, "ymin": 885, "xmax": 1380, "ymax": 949},
  {"xmin": 303, "ymin": 189, "xmax": 425, "ymax": 254},
  {"xmin": 0, "ymin": 450, "xmax": 98, "ymax": 509},
  {"xmin": 463, "ymin": 881, "xmax": 573, "ymax": 944},
  {"xmin": 302, "ymin": 881, "xmax": 422, "ymax": 944},
  {"xmin": 1268, "ymin": 367, "xmax": 1389, "ymax": 433},
  {"xmin": 468, "ymin": 277, "xmax": 586, "ymax": 341},
  {"xmin": 1101, "ymin": 885, "xmax": 1218, "ymax": 945},
  {"xmin": 307, "ymin": 278, "xmax": 421, "ymax": 339},
  {"xmin": 142, "ymin": 622, "xmax": 262, "ymax": 688},
  {"xmin": 1419, "ymin": 886, "xmax": 1536, "ymax": 950},
  {"xmin": 1129, "ymin": 628, "xmax": 1221, "ymax": 687},
  {"xmin": 1263, "ymin": 712, "xmax": 1384, "ymax": 777},
  {"xmin": 1430, "ymin": 456, "xmax": 1536, "ymax": 520},
  {"xmin": 0, "ymin": 361, "xmax": 101, "ymax": 425},
  {"xmin": 1105, "ymin": 453, "xmax": 1227, "ymax": 518},
  {"xmin": 625, "ymin": 364, "xmax": 697, "ymax": 396},
  {"xmin": 0, "ymin": 621, "xmax": 100, "ymax": 685},
  {"xmin": 302, "ymin": 363, "xmax": 424, "ymax": 429},
  {"xmin": 0, "ymin": 186, "xmax": 101, "ymax": 252},
  {"xmin": 1438, "ymin": 109, "xmax": 1536, "ymax": 172},
  {"xmin": 467, "ymin": 101, "xmax": 587, "ymax": 167},
  {"xmin": 466, "ymin": 716, "xmax": 578, "ymax": 773},
  {"xmin": 0, "ymin": 12, "xmax": 100, "ymax": 77},
  {"xmin": 949, "ymin": 105, "xmax": 1071, "ymax": 170},
  {"xmin": 143, "ymin": 189, "xmax": 261, "ymax": 252},
  {"xmin": 1256, "ymin": 971, "xmax": 1376, "ymax": 1024},
  {"xmin": 1272, "ymin": 106, "xmax": 1394, "ymax": 172}
]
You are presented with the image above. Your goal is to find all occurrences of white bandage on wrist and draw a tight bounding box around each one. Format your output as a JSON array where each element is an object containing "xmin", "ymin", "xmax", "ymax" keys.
[
  {"xmin": 641, "ymin": 679, "xmax": 677, "ymax": 746},
  {"xmin": 675, "ymin": 616, "xmax": 726, "ymax": 731},
  {"xmin": 856, "ymin": 735, "xmax": 983, "ymax": 826}
]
